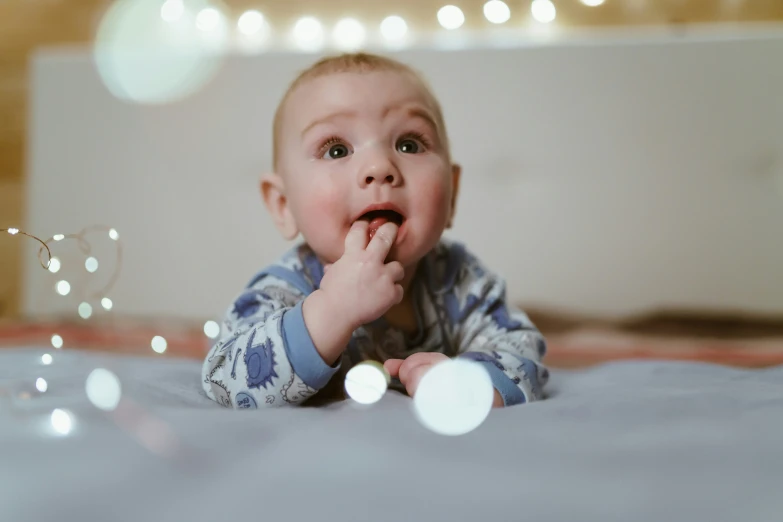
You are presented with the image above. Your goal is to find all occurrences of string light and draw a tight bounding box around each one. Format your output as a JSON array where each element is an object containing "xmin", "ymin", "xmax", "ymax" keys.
[
  {"xmin": 333, "ymin": 18, "xmax": 366, "ymax": 50},
  {"xmin": 39, "ymin": 225, "xmax": 124, "ymax": 302},
  {"xmin": 3, "ymin": 224, "xmax": 124, "ymax": 358},
  {"xmin": 293, "ymin": 16, "xmax": 324, "ymax": 51},
  {"xmin": 237, "ymin": 10, "xmax": 265, "ymax": 36},
  {"xmin": 2, "ymin": 228, "xmax": 52, "ymax": 269},
  {"xmin": 85, "ymin": 256, "xmax": 99, "ymax": 273},
  {"xmin": 50, "ymin": 409, "xmax": 74, "ymax": 436},
  {"xmin": 581, "ymin": 0, "xmax": 605, "ymax": 6},
  {"xmin": 151, "ymin": 336, "xmax": 168, "ymax": 354},
  {"xmin": 6, "ymin": 225, "xmax": 183, "ymax": 459},
  {"xmin": 203, "ymin": 320, "xmax": 220, "ymax": 339},
  {"xmin": 484, "ymin": 1, "xmax": 512, "ymax": 24},
  {"xmin": 55, "ymin": 281, "xmax": 71, "ymax": 296},
  {"xmin": 380, "ymin": 15, "xmax": 408, "ymax": 42},
  {"xmin": 437, "ymin": 5, "xmax": 465, "ymax": 30},
  {"xmin": 78, "ymin": 302, "xmax": 93, "ymax": 320},
  {"xmin": 48, "ymin": 257, "xmax": 61, "ymax": 273},
  {"xmin": 531, "ymin": 0, "xmax": 557, "ymax": 23},
  {"xmin": 85, "ymin": 368, "xmax": 122, "ymax": 411}
]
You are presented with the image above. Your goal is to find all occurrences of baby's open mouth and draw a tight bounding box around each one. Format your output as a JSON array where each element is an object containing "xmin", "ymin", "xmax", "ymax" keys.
[{"xmin": 358, "ymin": 209, "xmax": 404, "ymax": 240}]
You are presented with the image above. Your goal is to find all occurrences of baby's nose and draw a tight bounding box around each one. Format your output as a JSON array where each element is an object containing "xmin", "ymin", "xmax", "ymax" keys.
[{"xmin": 363, "ymin": 172, "xmax": 398, "ymax": 185}]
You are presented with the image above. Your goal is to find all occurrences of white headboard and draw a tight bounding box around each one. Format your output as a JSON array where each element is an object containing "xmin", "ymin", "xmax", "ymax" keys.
[{"xmin": 25, "ymin": 29, "xmax": 783, "ymax": 321}]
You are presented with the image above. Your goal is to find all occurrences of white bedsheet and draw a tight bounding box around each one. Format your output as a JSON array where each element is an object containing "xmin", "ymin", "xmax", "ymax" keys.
[{"xmin": 2, "ymin": 347, "xmax": 782, "ymax": 522}]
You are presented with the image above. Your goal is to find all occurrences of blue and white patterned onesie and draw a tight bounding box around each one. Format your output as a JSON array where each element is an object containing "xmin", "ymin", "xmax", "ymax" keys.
[{"xmin": 202, "ymin": 240, "xmax": 549, "ymax": 409}]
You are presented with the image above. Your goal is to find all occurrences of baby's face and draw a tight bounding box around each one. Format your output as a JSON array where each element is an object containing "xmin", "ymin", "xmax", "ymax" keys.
[{"xmin": 276, "ymin": 71, "xmax": 458, "ymax": 268}]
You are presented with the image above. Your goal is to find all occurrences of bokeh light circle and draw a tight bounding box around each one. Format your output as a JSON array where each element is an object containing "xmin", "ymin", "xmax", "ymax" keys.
[
  {"xmin": 413, "ymin": 359, "xmax": 494, "ymax": 436},
  {"xmin": 345, "ymin": 362, "xmax": 389, "ymax": 405},
  {"xmin": 93, "ymin": 0, "xmax": 228, "ymax": 105}
]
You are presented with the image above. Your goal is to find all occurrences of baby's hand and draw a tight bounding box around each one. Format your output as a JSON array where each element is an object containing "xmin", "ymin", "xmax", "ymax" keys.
[
  {"xmin": 385, "ymin": 353, "xmax": 505, "ymax": 407},
  {"xmin": 384, "ymin": 352, "xmax": 450, "ymax": 398},
  {"xmin": 319, "ymin": 220, "xmax": 404, "ymax": 329}
]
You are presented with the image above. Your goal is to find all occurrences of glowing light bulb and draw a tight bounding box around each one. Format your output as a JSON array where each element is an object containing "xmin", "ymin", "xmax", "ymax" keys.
[
  {"xmin": 101, "ymin": 297, "xmax": 113, "ymax": 311},
  {"xmin": 333, "ymin": 18, "xmax": 366, "ymax": 50},
  {"xmin": 437, "ymin": 5, "xmax": 465, "ymax": 30},
  {"xmin": 380, "ymin": 15, "xmax": 408, "ymax": 42},
  {"xmin": 203, "ymin": 320, "xmax": 220, "ymax": 339},
  {"xmin": 6, "ymin": 228, "xmax": 19, "ymax": 235},
  {"xmin": 109, "ymin": 228, "xmax": 119, "ymax": 240},
  {"xmin": 484, "ymin": 1, "xmax": 511, "ymax": 24},
  {"xmin": 78, "ymin": 302, "xmax": 93, "ymax": 319},
  {"xmin": 581, "ymin": 0, "xmax": 605, "ymax": 6},
  {"xmin": 344, "ymin": 362, "xmax": 389, "ymax": 405},
  {"xmin": 42, "ymin": 353, "xmax": 53, "ymax": 365},
  {"xmin": 48, "ymin": 257, "xmax": 61, "ymax": 273},
  {"xmin": 55, "ymin": 280, "xmax": 70, "ymax": 296},
  {"xmin": 237, "ymin": 10, "xmax": 264, "ymax": 35},
  {"xmin": 151, "ymin": 335, "xmax": 168, "ymax": 354},
  {"xmin": 36, "ymin": 378, "xmax": 48, "ymax": 393},
  {"xmin": 413, "ymin": 359, "xmax": 494, "ymax": 436},
  {"xmin": 85, "ymin": 256, "xmax": 99, "ymax": 273},
  {"xmin": 50, "ymin": 409, "xmax": 73, "ymax": 435},
  {"xmin": 85, "ymin": 368, "xmax": 122, "ymax": 411},
  {"xmin": 51, "ymin": 334, "xmax": 63, "ymax": 349},
  {"xmin": 531, "ymin": 0, "xmax": 557, "ymax": 23},
  {"xmin": 293, "ymin": 16, "xmax": 324, "ymax": 51},
  {"xmin": 53, "ymin": 234, "xmax": 65, "ymax": 241}
]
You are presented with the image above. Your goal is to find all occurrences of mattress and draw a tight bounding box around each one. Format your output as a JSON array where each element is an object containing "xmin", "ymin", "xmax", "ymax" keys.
[{"xmin": 1, "ymin": 346, "xmax": 782, "ymax": 522}]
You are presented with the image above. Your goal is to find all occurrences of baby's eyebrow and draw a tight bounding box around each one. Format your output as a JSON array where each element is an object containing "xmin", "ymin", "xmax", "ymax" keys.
[
  {"xmin": 299, "ymin": 105, "xmax": 439, "ymax": 138},
  {"xmin": 394, "ymin": 106, "xmax": 440, "ymax": 134},
  {"xmin": 301, "ymin": 110, "xmax": 357, "ymax": 137},
  {"xmin": 384, "ymin": 106, "xmax": 440, "ymax": 132}
]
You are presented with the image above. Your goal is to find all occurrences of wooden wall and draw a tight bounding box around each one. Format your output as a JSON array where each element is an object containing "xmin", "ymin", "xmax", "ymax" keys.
[{"xmin": 1, "ymin": 0, "xmax": 781, "ymax": 319}]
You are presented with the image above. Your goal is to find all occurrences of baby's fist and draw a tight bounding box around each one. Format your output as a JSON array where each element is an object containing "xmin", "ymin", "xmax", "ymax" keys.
[
  {"xmin": 384, "ymin": 352, "xmax": 450, "ymax": 398},
  {"xmin": 384, "ymin": 353, "xmax": 505, "ymax": 407}
]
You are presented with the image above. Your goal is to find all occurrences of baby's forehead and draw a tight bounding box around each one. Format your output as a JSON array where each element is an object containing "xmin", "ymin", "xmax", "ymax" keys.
[{"xmin": 282, "ymin": 70, "xmax": 442, "ymax": 128}]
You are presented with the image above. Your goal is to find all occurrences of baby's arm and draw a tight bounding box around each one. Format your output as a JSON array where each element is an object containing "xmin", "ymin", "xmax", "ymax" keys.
[
  {"xmin": 201, "ymin": 275, "xmax": 341, "ymax": 409},
  {"xmin": 454, "ymin": 254, "xmax": 549, "ymax": 406}
]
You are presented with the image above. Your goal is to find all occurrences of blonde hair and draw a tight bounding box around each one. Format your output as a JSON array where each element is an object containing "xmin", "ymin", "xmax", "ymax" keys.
[{"xmin": 272, "ymin": 52, "xmax": 448, "ymax": 170}]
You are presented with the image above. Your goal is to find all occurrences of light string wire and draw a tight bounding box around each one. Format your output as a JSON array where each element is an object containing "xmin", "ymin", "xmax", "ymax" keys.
[
  {"xmin": 1, "ymin": 225, "xmax": 188, "ymax": 458},
  {"xmin": 3, "ymin": 225, "xmax": 123, "ymax": 299}
]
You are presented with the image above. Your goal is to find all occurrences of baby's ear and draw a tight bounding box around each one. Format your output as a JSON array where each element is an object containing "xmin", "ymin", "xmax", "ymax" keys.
[
  {"xmin": 447, "ymin": 163, "xmax": 461, "ymax": 228},
  {"xmin": 260, "ymin": 173, "xmax": 299, "ymax": 240}
]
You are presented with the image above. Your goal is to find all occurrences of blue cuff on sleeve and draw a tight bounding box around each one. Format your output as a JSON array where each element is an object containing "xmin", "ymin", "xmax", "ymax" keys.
[
  {"xmin": 471, "ymin": 359, "xmax": 527, "ymax": 407},
  {"xmin": 281, "ymin": 301, "xmax": 340, "ymax": 390}
]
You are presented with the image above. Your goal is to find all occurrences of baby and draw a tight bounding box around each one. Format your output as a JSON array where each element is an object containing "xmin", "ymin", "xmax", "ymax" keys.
[{"xmin": 202, "ymin": 52, "xmax": 548, "ymax": 409}]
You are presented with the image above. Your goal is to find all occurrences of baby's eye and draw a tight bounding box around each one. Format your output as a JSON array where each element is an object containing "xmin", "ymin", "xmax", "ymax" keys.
[
  {"xmin": 397, "ymin": 139, "xmax": 420, "ymax": 154},
  {"xmin": 323, "ymin": 143, "xmax": 350, "ymax": 159},
  {"xmin": 396, "ymin": 132, "xmax": 429, "ymax": 154}
]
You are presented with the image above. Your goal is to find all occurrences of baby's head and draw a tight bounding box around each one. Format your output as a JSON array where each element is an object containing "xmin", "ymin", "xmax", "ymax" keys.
[{"xmin": 261, "ymin": 52, "xmax": 460, "ymax": 270}]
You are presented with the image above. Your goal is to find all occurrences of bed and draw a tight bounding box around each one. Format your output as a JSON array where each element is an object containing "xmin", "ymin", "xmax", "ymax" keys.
[{"xmin": 2, "ymin": 345, "xmax": 782, "ymax": 522}]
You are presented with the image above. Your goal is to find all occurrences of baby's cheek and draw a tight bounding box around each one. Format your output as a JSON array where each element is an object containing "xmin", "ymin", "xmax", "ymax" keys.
[
  {"xmin": 293, "ymin": 179, "xmax": 341, "ymax": 221},
  {"xmin": 413, "ymin": 176, "xmax": 452, "ymax": 223},
  {"xmin": 294, "ymin": 184, "xmax": 346, "ymax": 258}
]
